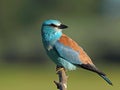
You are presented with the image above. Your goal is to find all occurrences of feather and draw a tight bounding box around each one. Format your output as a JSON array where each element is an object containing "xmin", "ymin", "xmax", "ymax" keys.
[{"xmin": 58, "ymin": 34, "xmax": 94, "ymax": 65}]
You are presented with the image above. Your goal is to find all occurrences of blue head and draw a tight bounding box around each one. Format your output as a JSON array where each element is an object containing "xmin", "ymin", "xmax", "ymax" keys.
[{"xmin": 41, "ymin": 19, "xmax": 68, "ymax": 42}]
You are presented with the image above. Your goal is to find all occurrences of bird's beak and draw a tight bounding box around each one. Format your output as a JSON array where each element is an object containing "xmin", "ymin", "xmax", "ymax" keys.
[{"xmin": 58, "ymin": 24, "xmax": 68, "ymax": 29}]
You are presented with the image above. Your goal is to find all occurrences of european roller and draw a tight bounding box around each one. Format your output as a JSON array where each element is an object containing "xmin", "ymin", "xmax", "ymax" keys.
[{"xmin": 41, "ymin": 19, "xmax": 113, "ymax": 85}]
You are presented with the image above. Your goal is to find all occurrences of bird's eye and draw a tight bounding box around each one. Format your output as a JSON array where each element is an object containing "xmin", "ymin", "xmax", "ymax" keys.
[{"xmin": 49, "ymin": 24, "xmax": 58, "ymax": 27}]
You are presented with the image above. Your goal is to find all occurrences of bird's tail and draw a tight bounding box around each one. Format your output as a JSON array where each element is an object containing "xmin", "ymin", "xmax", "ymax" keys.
[
  {"xmin": 80, "ymin": 64, "xmax": 113, "ymax": 85},
  {"xmin": 98, "ymin": 73, "xmax": 113, "ymax": 86}
]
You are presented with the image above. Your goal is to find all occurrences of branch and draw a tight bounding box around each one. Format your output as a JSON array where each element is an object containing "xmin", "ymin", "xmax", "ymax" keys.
[{"xmin": 54, "ymin": 66, "xmax": 68, "ymax": 90}]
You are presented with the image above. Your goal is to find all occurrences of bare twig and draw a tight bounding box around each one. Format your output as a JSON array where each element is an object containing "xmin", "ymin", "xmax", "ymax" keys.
[{"xmin": 54, "ymin": 66, "xmax": 68, "ymax": 90}]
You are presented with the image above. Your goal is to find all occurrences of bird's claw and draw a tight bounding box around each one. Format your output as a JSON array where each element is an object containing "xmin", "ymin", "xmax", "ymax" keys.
[{"xmin": 56, "ymin": 66, "xmax": 65, "ymax": 74}]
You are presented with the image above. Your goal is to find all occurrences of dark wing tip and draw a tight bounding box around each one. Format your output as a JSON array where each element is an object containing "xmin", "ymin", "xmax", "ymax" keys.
[{"xmin": 79, "ymin": 64, "xmax": 106, "ymax": 76}]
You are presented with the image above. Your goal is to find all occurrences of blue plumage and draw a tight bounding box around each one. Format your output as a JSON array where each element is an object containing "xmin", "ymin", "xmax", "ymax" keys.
[
  {"xmin": 55, "ymin": 41, "xmax": 82, "ymax": 65},
  {"xmin": 41, "ymin": 19, "xmax": 113, "ymax": 85}
]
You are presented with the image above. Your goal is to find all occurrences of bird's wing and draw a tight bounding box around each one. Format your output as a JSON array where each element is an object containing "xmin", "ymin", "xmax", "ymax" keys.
[
  {"xmin": 54, "ymin": 34, "xmax": 94, "ymax": 66},
  {"xmin": 54, "ymin": 39, "xmax": 82, "ymax": 65},
  {"xmin": 54, "ymin": 34, "xmax": 113, "ymax": 85},
  {"xmin": 54, "ymin": 34, "xmax": 107, "ymax": 75}
]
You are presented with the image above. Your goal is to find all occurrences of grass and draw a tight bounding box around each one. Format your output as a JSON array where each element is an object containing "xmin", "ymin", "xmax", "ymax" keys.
[{"xmin": 0, "ymin": 63, "xmax": 119, "ymax": 90}]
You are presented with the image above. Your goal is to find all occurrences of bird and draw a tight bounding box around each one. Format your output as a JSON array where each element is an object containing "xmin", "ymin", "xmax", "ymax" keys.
[{"xmin": 41, "ymin": 19, "xmax": 113, "ymax": 85}]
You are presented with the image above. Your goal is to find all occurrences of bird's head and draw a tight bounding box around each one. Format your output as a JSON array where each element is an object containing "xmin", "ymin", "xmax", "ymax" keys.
[
  {"xmin": 41, "ymin": 19, "xmax": 68, "ymax": 42},
  {"xmin": 41, "ymin": 19, "xmax": 68, "ymax": 33}
]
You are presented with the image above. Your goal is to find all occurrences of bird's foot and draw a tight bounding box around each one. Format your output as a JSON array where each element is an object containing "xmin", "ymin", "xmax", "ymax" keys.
[{"xmin": 56, "ymin": 66, "xmax": 65, "ymax": 74}]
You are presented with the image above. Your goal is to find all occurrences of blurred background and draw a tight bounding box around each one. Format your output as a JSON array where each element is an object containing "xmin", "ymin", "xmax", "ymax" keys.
[{"xmin": 0, "ymin": 0, "xmax": 120, "ymax": 90}]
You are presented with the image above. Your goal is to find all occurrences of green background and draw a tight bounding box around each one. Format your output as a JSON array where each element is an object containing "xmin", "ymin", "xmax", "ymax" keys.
[{"xmin": 0, "ymin": 0, "xmax": 120, "ymax": 90}]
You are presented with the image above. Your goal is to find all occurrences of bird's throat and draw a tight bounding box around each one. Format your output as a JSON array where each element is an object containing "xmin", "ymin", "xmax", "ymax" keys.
[
  {"xmin": 43, "ymin": 31, "xmax": 62, "ymax": 42},
  {"xmin": 42, "ymin": 29, "xmax": 62, "ymax": 50}
]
